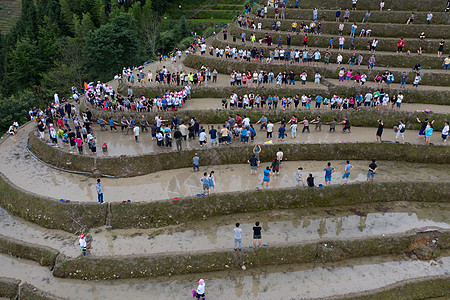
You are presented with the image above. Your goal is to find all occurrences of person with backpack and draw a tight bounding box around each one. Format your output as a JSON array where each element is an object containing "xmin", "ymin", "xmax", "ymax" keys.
[
  {"xmin": 395, "ymin": 120, "xmax": 406, "ymax": 143},
  {"xmin": 194, "ymin": 279, "xmax": 205, "ymax": 300}
]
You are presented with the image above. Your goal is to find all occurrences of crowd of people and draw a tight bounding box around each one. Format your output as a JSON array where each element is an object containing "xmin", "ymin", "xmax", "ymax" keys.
[
  {"xmin": 87, "ymin": 85, "xmax": 191, "ymax": 113},
  {"xmin": 114, "ymin": 64, "xmax": 219, "ymax": 87},
  {"xmin": 205, "ymin": 45, "xmax": 443, "ymax": 87},
  {"xmin": 219, "ymin": 90, "xmax": 407, "ymax": 111},
  {"xmin": 230, "ymin": 2, "xmax": 447, "ymax": 58}
]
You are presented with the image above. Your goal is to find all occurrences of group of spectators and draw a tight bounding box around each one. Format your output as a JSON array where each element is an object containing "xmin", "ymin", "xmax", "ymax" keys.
[{"xmin": 219, "ymin": 90, "xmax": 406, "ymax": 111}]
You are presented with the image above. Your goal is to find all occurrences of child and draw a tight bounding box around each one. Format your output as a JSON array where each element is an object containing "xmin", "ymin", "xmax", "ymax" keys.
[
  {"xmin": 234, "ymin": 223, "xmax": 242, "ymax": 251},
  {"xmin": 307, "ymin": 174, "xmax": 315, "ymax": 187},
  {"xmin": 296, "ymin": 167, "xmax": 304, "ymax": 186},
  {"xmin": 208, "ymin": 171, "xmax": 215, "ymax": 192},
  {"xmin": 79, "ymin": 234, "xmax": 87, "ymax": 256},
  {"xmin": 201, "ymin": 172, "xmax": 210, "ymax": 195},
  {"xmin": 195, "ymin": 279, "xmax": 206, "ymax": 300}
]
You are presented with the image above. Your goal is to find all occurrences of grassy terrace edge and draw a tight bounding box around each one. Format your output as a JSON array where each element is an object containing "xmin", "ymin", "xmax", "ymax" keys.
[
  {"xmin": 210, "ymin": 38, "xmax": 449, "ymax": 70},
  {"xmin": 52, "ymin": 231, "xmax": 449, "ymax": 279},
  {"xmin": 85, "ymin": 100, "xmax": 450, "ymax": 129},
  {"xmin": 1, "ymin": 166, "xmax": 448, "ymax": 231},
  {"xmin": 184, "ymin": 53, "xmax": 450, "ymax": 89},
  {"xmin": 29, "ymin": 130, "xmax": 450, "ymax": 178},
  {"xmin": 1, "ymin": 274, "xmax": 446, "ymax": 299}
]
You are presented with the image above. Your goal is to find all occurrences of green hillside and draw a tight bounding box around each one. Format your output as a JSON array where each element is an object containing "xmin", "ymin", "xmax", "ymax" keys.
[{"xmin": 0, "ymin": 0, "xmax": 22, "ymax": 34}]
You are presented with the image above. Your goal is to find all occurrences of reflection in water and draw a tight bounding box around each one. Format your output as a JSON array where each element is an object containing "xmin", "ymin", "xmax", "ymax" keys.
[
  {"xmin": 336, "ymin": 217, "xmax": 344, "ymax": 236},
  {"xmin": 318, "ymin": 218, "xmax": 328, "ymax": 237},
  {"xmin": 359, "ymin": 216, "xmax": 367, "ymax": 232},
  {"xmin": 251, "ymin": 274, "xmax": 260, "ymax": 297}
]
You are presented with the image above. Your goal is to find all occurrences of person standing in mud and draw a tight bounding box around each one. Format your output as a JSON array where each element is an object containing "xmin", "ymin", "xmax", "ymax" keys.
[
  {"xmin": 253, "ymin": 222, "xmax": 262, "ymax": 247},
  {"xmin": 341, "ymin": 160, "xmax": 353, "ymax": 184},
  {"xmin": 324, "ymin": 162, "xmax": 335, "ymax": 186},
  {"xmin": 367, "ymin": 159, "xmax": 377, "ymax": 182},
  {"xmin": 96, "ymin": 179, "xmax": 104, "ymax": 204},
  {"xmin": 376, "ymin": 120, "xmax": 384, "ymax": 142},
  {"xmin": 79, "ymin": 234, "xmax": 87, "ymax": 256},
  {"xmin": 195, "ymin": 279, "xmax": 206, "ymax": 300}
]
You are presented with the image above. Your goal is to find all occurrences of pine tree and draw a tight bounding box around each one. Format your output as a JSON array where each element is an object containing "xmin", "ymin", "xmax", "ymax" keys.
[
  {"xmin": 60, "ymin": 0, "xmax": 74, "ymax": 33},
  {"xmin": 178, "ymin": 15, "xmax": 190, "ymax": 39},
  {"xmin": 81, "ymin": 13, "xmax": 95, "ymax": 36}
]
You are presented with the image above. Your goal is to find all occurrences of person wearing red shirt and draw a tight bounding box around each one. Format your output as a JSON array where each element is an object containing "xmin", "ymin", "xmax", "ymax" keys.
[
  {"xmin": 235, "ymin": 114, "xmax": 242, "ymax": 125},
  {"xmin": 397, "ymin": 38, "xmax": 405, "ymax": 53},
  {"xmin": 304, "ymin": 34, "xmax": 309, "ymax": 46}
]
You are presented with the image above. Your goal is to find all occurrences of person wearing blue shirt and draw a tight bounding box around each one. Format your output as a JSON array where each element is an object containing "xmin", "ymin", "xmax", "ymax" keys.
[
  {"xmin": 324, "ymin": 162, "xmax": 335, "ymax": 186},
  {"xmin": 261, "ymin": 166, "xmax": 272, "ymax": 187},
  {"xmin": 209, "ymin": 125, "xmax": 218, "ymax": 146},
  {"xmin": 278, "ymin": 125, "xmax": 286, "ymax": 141},
  {"xmin": 96, "ymin": 179, "xmax": 104, "ymax": 204},
  {"xmin": 328, "ymin": 38, "xmax": 333, "ymax": 49},
  {"xmin": 240, "ymin": 127, "xmax": 248, "ymax": 144},
  {"xmin": 171, "ymin": 115, "xmax": 179, "ymax": 129},
  {"xmin": 341, "ymin": 160, "xmax": 353, "ymax": 184},
  {"xmin": 315, "ymin": 95, "xmax": 323, "ymax": 109},
  {"xmin": 249, "ymin": 125, "xmax": 256, "ymax": 142},
  {"xmin": 108, "ymin": 117, "xmax": 117, "ymax": 131}
]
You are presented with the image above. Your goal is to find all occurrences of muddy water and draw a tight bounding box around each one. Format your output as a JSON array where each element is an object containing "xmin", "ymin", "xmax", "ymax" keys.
[
  {"xmin": 52, "ymin": 122, "xmax": 448, "ymax": 157},
  {"xmin": 0, "ymin": 207, "xmax": 79, "ymax": 257},
  {"xmin": 172, "ymin": 97, "xmax": 450, "ymax": 114},
  {"xmin": 1, "ymin": 201, "xmax": 448, "ymax": 258},
  {"xmin": 0, "ymin": 253, "xmax": 448, "ymax": 299},
  {"xmin": 1, "ymin": 129, "xmax": 449, "ymax": 203},
  {"xmin": 89, "ymin": 202, "xmax": 449, "ymax": 256}
]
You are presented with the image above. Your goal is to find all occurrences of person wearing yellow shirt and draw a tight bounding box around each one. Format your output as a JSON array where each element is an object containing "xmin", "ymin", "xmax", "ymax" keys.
[
  {"xmin": 443, "ymin": 56, "xmax": 450, "ymax": 70},
  {"xmin": 292, "ymin": 21, "xmax": 298, "ymax": 33}
]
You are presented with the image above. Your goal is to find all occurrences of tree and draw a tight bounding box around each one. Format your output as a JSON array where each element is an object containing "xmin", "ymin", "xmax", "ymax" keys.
[
  {"xmin": 81, "ymin": 13, "xmax": 95, "ymax": 36},
  {"xmin": 14, "ymin": 0, "xmax": 38, "ymax": 40},
  {"xmin": 84, "ymin": 14, "xmax": 143, "ymax": 81},
  {"xmin": 0, "ymin": 91, "xmax": 40, "ymax": 132},
  {"xmin": 42, "ymin": 38, "xmax": 87, "ymax": 95},
  {"xmin": 0, "ymin": 34, "xmax": 4, "ymax": 83},
  {"xmin": 3, "ymin": 38, "xmax": 43, "ymax": 95},
  {"xmin": 60, "ymin": 0, "xmax": 74, "ymax": 34},
  {"xmin": 133, "ymin": 0, "xmax": 160, "ymax": 59},
  {"xmin": 178, "ymin": 15, "xmax": 190, "ymax": 39}
]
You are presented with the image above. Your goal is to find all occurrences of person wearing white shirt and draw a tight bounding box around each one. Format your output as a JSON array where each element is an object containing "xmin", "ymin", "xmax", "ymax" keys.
[
  {"xmin": 133, "ymin": 126, "xmax": 140, "ymax": 142},
  {"xmin": 199, "ymin": 130, "xmax": 207, "ymax": 146},
  {"xmin": 243, "ymin": 116, "xmax": 250, "ymax": 128},
  {"xmin": 442, "ymin": 121, "xmax": 449, "ymax": 143},
  {"xmin": 395, "ymin": 121, "xmax": 406, "ymax": 143},
  {"xmin": 196, "ymin": 279, "xmax": 205, "ymax": 300}
]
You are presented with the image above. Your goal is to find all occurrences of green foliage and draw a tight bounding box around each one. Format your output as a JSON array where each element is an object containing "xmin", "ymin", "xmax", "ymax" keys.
[
  {"xmin": 83, "ymin": 14, "xmax": 143, "ymax": 81},
  {"xmin": 0, "ymin": 91, "xmax": 40, "ymax": 132},
  {"xmin": 4, "ymin": 38, "xmax": 43, "ymax": 94},
  {"xmin": 178, "ymin": 36, "xmax": 195, "ymax": 50},
  {"xmin": 81, "ymin": 13, "xmax": 95, "ymax": 35},
  {"xmin": 178, "ymin": 15, "xmax": 190, "ymax": 37}
]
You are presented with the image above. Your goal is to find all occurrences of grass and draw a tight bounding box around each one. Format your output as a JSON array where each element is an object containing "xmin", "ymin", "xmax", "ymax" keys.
[{"xmin": 188, "ymin": 19, "xmax": 231, "ymax": 23}]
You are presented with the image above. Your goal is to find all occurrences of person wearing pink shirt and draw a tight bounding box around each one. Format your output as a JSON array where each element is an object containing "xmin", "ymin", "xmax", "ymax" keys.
[{"xmin": 345, "ymin": 70, "xmax": 353, "ymax": 82}]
